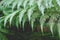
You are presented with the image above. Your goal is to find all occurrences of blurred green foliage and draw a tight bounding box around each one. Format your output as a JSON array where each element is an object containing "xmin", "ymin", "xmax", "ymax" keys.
[{"xmin": 0, "ymin": 0, "xmax": 60, "ymax": 40}]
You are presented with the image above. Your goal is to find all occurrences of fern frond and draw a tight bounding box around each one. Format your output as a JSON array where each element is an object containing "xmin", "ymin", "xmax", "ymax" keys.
[
  {"xmin": 40, "ymin": 15, "xmax": 49, "ymax": 33},
  {"xmin": 19, "ymin": 9, "xmax": 26, "ymax": 25},
  {"xmin": 9, "ymin": 10, "xmax": 20, "ymax": 25},
  {"xmin": 22, "ymin": 15, "xmax": 27, "ymax": 30},
  {"xmin": 48, "ymin": 15, "xmax": 57, "ymax": 35},
  {"xmin": 27, "ymin": 7, "xmax": 33, "ymax": 21},
  {"xmin": 0, "ymin": 0, "xmax": 60, "ymax": 36}
]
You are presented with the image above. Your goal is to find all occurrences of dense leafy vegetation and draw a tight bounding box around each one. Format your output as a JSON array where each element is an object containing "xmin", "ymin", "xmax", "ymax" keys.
[{"xmin": 0, "ymin": 0, "xmax": 60, "ymax": 40}]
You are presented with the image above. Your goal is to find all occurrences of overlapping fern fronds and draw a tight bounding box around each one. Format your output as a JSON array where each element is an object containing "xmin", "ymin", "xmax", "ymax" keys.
[{"xmin": 0, "ymin": 0, "xmax": 60, "ymax": 36}]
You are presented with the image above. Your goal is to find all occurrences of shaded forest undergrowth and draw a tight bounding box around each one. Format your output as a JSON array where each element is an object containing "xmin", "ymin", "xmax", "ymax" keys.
[{"xmin": 2, "ymin": 22, "xmax": 59, "ymax": 40}]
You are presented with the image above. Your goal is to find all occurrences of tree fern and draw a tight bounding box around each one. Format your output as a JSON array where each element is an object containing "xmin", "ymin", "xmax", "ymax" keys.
[{"xmin": 0, "ymin": 0, "xmax": 60, "ymax": 39}]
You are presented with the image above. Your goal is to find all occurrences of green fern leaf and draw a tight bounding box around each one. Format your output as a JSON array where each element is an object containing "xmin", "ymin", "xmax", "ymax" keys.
[
  {"xmin": 31, "ymin": 19, "xmax": 35, "ymax": 31},
  {"xmin": 19, "ymin": 9, "xmax": 26, "ymax": 25},
  {"xmin": 56, "ymin": 0, "xmax": 60, "ymax": 6},
  {"xmin": 9, "ymin": 10, "xmax": 20, "ymax": 25},
  {"xmin": 37, "ymin": 0, "xmax": 45, "ymax": 15},
  {"xmin": 23, "ymin": 0, "xmax": 29, "ymax": 8},
  {"xmin": 29, "ymin": 0, "xmax": 35, "ymax": 7},
  {"xmin": 40, "ymin": 15, "xmax": 49, "ymax": 33},
  {"xmin": 48, "ymin": 15, "xmax": 56, "ymax": 35},
  {"xmin": 5, "ymin": 0, "xmax": 14, "ymax": 7},
  {"xmin": 16, "ymin": 16, "xmax": 19, "ymax": 28},
  {"xmin": 4, "ymin": 14, "xmax": 11, "ymax": 27},
  {"xmin": 17, "ymin": 0, "xmax": 23, "ymax": 9},
  {"xmin": 22, "ymin": 15, "xmax": 27, "ymax": 30},
  {"xmin": 12, "ymin": 0, "xmax": 18, "ymax": 10},
  {"xmin": 27, "ymin": 8, "xmax": 33, "ymax": 21},
  {"xmin": 0, "ymin": 17, "xmax": 4, "ymax": 23}
]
